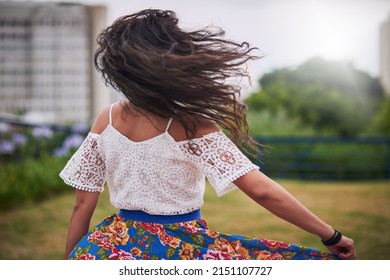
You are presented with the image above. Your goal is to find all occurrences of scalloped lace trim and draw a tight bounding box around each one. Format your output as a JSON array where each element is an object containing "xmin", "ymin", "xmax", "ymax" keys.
[
  {"xmin": 59, "ymin": 172, "xmax": 103, "ymax": 193},
  {"xmin": 214, "ymin": 164, "xmax": 259, "ymax": 197},
  {"xmin": 59, "ymin": 133, "xmax": 106, "ymax": 193}
]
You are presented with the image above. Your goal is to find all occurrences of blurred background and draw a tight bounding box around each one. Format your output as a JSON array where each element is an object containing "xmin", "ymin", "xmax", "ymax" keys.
[{"xmin": 0, "ymin": 0, "xmax": 389, "ymax": 259}]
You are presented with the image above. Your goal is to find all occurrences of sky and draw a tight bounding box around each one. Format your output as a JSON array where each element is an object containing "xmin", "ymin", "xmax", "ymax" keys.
[{"xmin": 9, "ymin": 0, "xmax": 390, "ymax": 93}]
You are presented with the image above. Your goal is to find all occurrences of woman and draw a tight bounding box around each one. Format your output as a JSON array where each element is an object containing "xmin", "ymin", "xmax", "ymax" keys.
[{"xmin": 60, "ymin": 9, "xmax": 355, "ymax": 260}]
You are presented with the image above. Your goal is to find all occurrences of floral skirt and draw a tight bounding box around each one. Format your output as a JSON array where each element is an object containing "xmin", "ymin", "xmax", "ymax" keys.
[{"xmin": 68, "ymin": 209, "xmax": 339, "ymax": 260}]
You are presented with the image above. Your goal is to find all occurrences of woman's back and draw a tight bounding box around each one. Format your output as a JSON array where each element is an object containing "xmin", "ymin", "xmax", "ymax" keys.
[{"xmin": 103, "ymin": 101, "xmax": 219, "ymax": 143}]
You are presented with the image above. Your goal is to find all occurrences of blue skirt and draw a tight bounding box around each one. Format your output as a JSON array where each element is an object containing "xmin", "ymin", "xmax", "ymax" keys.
[{"xmin": 68, "ymin": 209, "xmax": 339, "ymax": 260}]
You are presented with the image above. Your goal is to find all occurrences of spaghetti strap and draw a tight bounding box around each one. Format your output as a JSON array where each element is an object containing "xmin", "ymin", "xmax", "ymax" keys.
[
  {"xmin": 165, "ymin": 117, "xmax": 173, "ymax": 132},
  {"xmin": 109, "ymin": 103, "xmax": 115, "ymax": 126}
]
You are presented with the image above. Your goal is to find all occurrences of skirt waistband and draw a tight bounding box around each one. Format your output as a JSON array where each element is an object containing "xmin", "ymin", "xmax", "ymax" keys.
[{"xmin": 117, "ymin": 209, "xmax": 201, "ymax": 224}]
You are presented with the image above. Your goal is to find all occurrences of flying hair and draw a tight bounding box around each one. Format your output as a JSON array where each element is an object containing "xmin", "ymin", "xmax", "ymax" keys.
[{"xmin": 94, "ymin": 9, "xmax": 261, "ymax": 153}]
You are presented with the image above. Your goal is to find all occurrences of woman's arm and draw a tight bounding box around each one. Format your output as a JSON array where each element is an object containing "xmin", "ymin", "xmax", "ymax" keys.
[
  {"xmin": 234, "ymin": 169, "xmax": 356, "ymax": 259},
  {"xmin": 64, "ymin": 107, "xmax": 110, "ymax": 259},
  {"xmin": 64, "ymin": 190, "xmax": 100, "ymax": 259}
]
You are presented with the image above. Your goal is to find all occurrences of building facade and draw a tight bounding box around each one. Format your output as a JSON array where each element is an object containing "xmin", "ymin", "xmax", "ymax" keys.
[{"xmin": 0, "ymin": 2, "xmax": 111, "ymax": 125}]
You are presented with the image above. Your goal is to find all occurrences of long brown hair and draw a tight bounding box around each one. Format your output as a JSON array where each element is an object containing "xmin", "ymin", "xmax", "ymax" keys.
[{"xmin": 94, "ymin": 9, "xmax": 260, "ymax": 153}]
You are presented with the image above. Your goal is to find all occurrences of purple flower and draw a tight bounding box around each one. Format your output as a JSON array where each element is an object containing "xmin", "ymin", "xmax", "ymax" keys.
[
  {"xmin": 53, "ymin": 147, "xmax": 69, "ymax": 157},
  {"xmin": 71, "ymin": 122, "xmax": 88, "ymax": 134},
  {"xmin": 0, "ymin": 140, "xmax": 15, "ymax": 154},
  {"xmin": 63, "ymin": 134, "xmax": 84, "ymax": 150},
  {"xmin": 12, "ymin": 133, "xmax": 28, "ymax": 147},
  {"xmin": 32, "ymin": 126, "xmax": 53, "ymax": 138},
  {"xmin": 53, "ymin": 134, "xmax": 84, "ymax": 157}
]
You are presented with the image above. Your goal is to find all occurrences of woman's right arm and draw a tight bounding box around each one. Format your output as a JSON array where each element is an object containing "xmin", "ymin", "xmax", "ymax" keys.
[
  {"xmin": 64, "ymin": 190, "xmax": 100, "ymax": 259},
  {"xmin": 64, "ymin": 106, "xmax": 110, "ymax": 259}
]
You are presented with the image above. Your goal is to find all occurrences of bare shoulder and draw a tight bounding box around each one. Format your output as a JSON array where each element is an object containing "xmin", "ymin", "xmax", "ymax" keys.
[
  {"xmin": 90, "ymin": 105, "xmax": 111, "ymax": 134},
  {"xmin": 193, "ymin": 117, "xmax": 220, "ymax": 138}
]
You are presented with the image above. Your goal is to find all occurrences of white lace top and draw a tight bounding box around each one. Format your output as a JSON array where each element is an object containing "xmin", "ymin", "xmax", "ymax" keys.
[{"xmin": 59, "ymin": 104, "xmax": 259, "ymax": 215}]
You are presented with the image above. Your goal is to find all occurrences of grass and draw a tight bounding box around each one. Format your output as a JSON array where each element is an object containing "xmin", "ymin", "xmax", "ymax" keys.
[{"xmin": 0, "ymin": 179, "xmax": 389, "ymax": 260}]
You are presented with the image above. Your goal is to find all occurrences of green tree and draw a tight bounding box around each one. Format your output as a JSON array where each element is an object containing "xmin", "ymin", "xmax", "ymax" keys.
[
  {"xmin": 373, "ymin": 97, "xmax": 390, "ymax": 135},
  {"xmin": 245, "ymin": 57, "xmax": 385, "ymax": 135}
]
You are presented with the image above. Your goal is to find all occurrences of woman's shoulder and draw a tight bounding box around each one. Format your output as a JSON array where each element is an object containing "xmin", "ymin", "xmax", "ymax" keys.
[
  {"xmin": 90, "ymin": 105, "xmax": 112, "ymax": 134},
  {"xmin": 167, "ymin": 115, "xmax": 220, "ymax": 142},
  {"xmin": 192, "ymin": 117, "xmax": 220, "ymax": 138}
]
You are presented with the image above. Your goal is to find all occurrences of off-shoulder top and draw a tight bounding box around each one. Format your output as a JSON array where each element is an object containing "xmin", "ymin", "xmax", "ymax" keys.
[{"xmin": 59, "ymin": 103, "xmax": 259, "ymax": 215}]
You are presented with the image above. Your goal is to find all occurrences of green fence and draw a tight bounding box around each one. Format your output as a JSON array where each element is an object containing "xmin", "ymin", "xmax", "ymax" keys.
[{"xmin": 255, "ymin": 136, "xmax": 390, "ymax": 180}]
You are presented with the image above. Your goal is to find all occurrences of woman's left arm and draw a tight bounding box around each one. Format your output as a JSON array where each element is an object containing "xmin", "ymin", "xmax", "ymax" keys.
[{"xmin": 234, "ymin": 169, "xmax": 356, "ymax": 259}]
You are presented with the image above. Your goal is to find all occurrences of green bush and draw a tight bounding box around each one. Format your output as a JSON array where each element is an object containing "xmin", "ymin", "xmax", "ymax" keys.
[{"xmin": 0, "ymin": 155, "xmax": 71, "ymax": 211}]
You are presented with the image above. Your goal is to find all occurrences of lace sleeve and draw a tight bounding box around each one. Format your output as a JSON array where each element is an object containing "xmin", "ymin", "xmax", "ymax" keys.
[
  {"xmin": 199, "ymin": 131, "xmax": 259, "ymax": 197},
  {"xmin": 59, "ymin": 133, "xmax": 106, "ymax": 192}
]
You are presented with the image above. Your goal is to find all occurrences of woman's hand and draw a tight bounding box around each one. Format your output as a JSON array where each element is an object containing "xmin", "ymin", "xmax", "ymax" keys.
[{"xmin": 327, "ymin": 235, "xmax": 356, "ymax": 260}]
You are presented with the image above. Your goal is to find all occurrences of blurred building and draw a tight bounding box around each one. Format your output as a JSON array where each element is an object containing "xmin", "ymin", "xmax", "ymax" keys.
[
  {"xmin": 0, "ymin": 1, "xmax": 111, "ymax": 125},
  {"xmin": 380, "ymin": 14, "xmax": 390, "ymax": 95}
]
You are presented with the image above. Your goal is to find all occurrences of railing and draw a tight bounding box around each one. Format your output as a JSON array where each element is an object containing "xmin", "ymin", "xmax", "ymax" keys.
[
  {"xmin": 0, "ymin": 115, "xmax": 74, "ymax": 133},
  {"xmin": 255, "ymin": 136, "xmax": 390, "ymax": 180}
]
